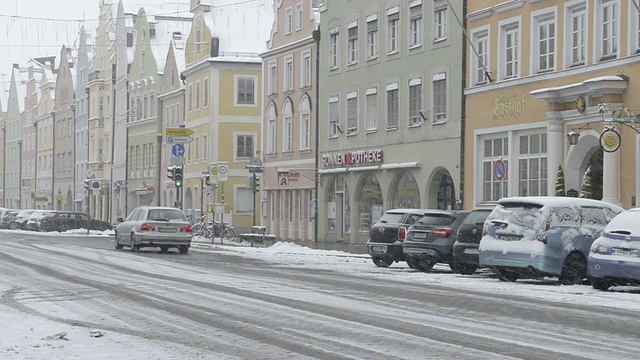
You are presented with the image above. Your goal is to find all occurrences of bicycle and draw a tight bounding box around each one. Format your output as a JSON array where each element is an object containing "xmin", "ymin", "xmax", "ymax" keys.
[{"xmin": 191, "ymin": 216, "xmax": 236, "ymax": 241}]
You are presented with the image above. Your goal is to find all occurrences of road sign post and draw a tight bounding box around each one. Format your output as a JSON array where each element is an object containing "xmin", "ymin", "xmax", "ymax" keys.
[{"xmin": 166, "ymin": 128, "xmax": 194, "ymax": 137}]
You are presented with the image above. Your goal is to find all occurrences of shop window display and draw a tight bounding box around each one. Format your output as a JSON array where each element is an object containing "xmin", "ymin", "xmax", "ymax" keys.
[
  {"xmin": 358, "ymin": 174, "xmax": 383, "ymax": 231},
  {"xmin": 392, "ymin": 172, "xmax": 421, "ymax": 209}
]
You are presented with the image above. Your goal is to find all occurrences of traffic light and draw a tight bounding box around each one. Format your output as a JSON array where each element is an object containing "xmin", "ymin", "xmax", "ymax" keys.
[
  {"xmin": 205, "ymin": 175, "xmax": 210, "ymax": 186},
  {"xmin": 167, "ymin": 166, "xmax": 176, "ymax": 180},
  {"xmin": 84, "ymin": 178, "xmax": 90, "ymax": 190},
  {"xmin": 254, "ymin": 176, "xmax": 260, "ymax": 192},
  {"xmin": 174, "ymin": 166, "xmax": 183, "ymax": 188}
]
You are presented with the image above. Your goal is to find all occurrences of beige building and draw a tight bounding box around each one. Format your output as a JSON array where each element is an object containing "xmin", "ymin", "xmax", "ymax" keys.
[
  {"xmin": 464, "ymin": 0, "xmax": 640, "ymax": 210},
  {"xmin": 260, "ymin": 0, "xmax": 320, "ymax": 241}
]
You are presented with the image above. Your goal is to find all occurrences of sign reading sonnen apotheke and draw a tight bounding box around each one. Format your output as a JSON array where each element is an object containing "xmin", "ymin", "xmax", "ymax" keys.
[{"xmin": 322, "ymin": 149, "xmax": 383, "ymax": 167}]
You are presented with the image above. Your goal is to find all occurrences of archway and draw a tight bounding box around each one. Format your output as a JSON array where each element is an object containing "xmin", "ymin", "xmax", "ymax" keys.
[
  {"xmin": 66, "ymin": 189, "xmax": 73, "ymax": 211},
  {"xmin": 426, "ymin": 168, "xmax": 456, "ymax": 210},
  {"xmin": 565, "ymin": 129, "xmax": 601, "ymax": 197},
  {"xmin": 356, "ymin": 174, "xmax": 383, "ymax": 232},
  {"xmin": 390, "ymin": 171, "xmax": 421, "ymax": 209},
  {"xmin": 581, "ymin": 147, "xmax": 603, "ymax": 200},
  {"xmin": 184, "ymin": 187, "xmax": 193, "ymax": 218}
]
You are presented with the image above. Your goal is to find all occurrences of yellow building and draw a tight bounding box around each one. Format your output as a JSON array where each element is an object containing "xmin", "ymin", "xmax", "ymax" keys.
[
  {"xmin": 34, "ymin": 65, "xmax": 56, "ymax": 209},
  {"xmin": 183, "ymin": 0, "xmax": 272, "ymax": 230},
  {"xmin": 464, "ymin": 0, "xmax": 640, "ymax": 210}
]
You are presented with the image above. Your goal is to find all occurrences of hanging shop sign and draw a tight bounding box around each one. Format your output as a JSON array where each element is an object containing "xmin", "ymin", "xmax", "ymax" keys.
[
  {"xmin": 321, "ymin": 149, "xmax": 384, "ymax": 168},
  {"xmin": 599, "ymin": 128, "xmax": 621, "ymax": 153}
]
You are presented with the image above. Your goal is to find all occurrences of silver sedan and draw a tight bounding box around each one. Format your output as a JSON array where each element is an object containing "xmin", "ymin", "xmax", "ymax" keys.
[{"xmin": 114, "ymin": 206, "xmax": 193, "ymax": 254}]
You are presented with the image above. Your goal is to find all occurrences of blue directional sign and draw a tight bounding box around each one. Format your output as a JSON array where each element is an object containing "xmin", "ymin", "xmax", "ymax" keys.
[{"xmin": 172, "ymin": 144, "xmax": 185, "ymax": 157}]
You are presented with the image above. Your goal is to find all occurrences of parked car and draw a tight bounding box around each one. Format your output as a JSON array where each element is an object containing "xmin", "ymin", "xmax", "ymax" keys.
[
  {"xmin": 588, "ymin": 208, "xmax": 640, "ymax": 291},
  {"xmin": 26, "ymin": 210, "xmax": 58, "ymax": 231},
  {"xmin": 451, "ymin": 206, "xmax": 496, "ymax": 275},
  {"xmin": 479, "ymin": 196, "xmax": 623, "ymax": 284},
  {"xmin": 402, "ymin": 210, "xmax": 465, "ymax": 272},
  {"xmin": 366, "ymin": 209, "xmax": 433, "ymax": 267},
  {"xmin": 114, "ymin": 206, "xmax": 193, "ymax": 253},
  {"xmin": 0, "ymin": 210, "xmax": 18, "ymax": 229},
  {"xmin": 14, "ymin": 210, "xmax": 37, "ymax": 230},
  {"xmin": 39, "ymin": 211, "xmax": 112, "ymax": 232}
]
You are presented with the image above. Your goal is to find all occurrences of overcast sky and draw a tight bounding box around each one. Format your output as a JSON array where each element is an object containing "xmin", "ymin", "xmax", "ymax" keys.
[{"xmin": 0, "ymin": 0, "xmax": 99, "ymax": 77}]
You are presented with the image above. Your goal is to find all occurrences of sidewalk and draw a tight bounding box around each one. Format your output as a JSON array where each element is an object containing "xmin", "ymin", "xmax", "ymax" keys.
[{"xmin": 191, "ymin": 236, "xmax": 368, "ymax": 255}]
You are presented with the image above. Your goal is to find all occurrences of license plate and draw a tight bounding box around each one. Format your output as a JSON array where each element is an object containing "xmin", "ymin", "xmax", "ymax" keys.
[
  {"xmin": 158, "ymin": 227, "xmax": 177, "ymax": 233},
  {"xmin": 371, "ymin": 245, "xmax": 387, "ymax": 254},
  {"xmin": 412, "ymin": 232, "xmax": 427, "ymax": 239},
  {"xmin": 464, "ymin": 248, "xmax": 479, "ymax": 254},
  {"xmin": 500, "ymin": 235, "xmax": 521, "ymax": 241},
  {"xmin": 611, "ymin": 249, "xmax": 640, "ymax": 257}
]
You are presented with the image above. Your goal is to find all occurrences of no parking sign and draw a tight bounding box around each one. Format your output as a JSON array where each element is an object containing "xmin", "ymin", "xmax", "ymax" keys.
[{"xmin": 494, "ymin": 159, "xmax": 506, "ymax": 181}]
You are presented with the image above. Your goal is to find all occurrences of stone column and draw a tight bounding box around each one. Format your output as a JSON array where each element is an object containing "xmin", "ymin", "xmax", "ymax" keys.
[
  {"xmin": 547, "ymin": 118, "xmax": 565, "ymax": 196},
  {"xmin": 601, "ymin": 134, "xmax": 622, "ymax": 206}
]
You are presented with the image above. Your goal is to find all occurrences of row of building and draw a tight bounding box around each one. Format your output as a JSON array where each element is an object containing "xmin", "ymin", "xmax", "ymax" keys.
[{"xmin": 2, "ymin": 0, "xmax": 640, "ymax": 245}]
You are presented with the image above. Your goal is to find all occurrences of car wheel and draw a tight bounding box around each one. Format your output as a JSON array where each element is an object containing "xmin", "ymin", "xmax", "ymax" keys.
[
  {"xmin": 590, "ymin": 277, "xmax": 610, "ymax": 291},
  {"xmin": 559, "ymin": 252, "xmax": 587, "ymax": 285},
  {"xmin": 407, "ymin": 258, "xmax": 418, "ymax": 269},
  {"xmin": 160, "ymin": 246, "xmax": 169, "ymax": 253},
  {"xmin": 178, "ymin": 245, "xmax": 189, "ymax": 254},
  {"xmin": 459, "ymin": 263, "xmax": 478, "ymax": 275},
  {"xmin": 60, "ymin": 223, "xmax": 70, "ymax": 232},
  {"xmin": 371, "ymin": 257, "xmax": 393, "ymax": 267},
  {"xmin": 449, "ymin": 259, "xmax": 460, "ymax": 273},
  {"xmin": 496, "ymin": 269, "xmax": 519, "ymax": 282},
  {"xmin": 9, "ymin": 222, "xmax": 18, "ymax": 230},
  {"xmin": 130, "ymin": 234, "xmax": 139, "ymax": 252},
  {"xmin": 114, "ymin": 232, "xmax": 123, "ymax": 250}
]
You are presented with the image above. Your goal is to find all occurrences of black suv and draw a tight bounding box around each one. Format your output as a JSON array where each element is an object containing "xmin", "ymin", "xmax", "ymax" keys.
[
  {"xmin": 403, "ymin": 210, "xmax": 467, "ymax": 272},
  {"xmin": 366, "ymin": 209, "xmax": 432, "ymax": 267},
  {"xmin": 451, "ymin": 207, "xmax": 495, "ymax": 275},
  {"xmin": 40, "ymin": 211, "xmax": 112, "ymax": 232}
]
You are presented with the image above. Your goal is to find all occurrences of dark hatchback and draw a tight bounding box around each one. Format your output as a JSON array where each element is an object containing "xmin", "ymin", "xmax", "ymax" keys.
[
  {"xmin": 366, "ymin": 209, "xmax": 433, "ymax": 267},
  {"xmin": 451, "ymin": 207, "xmax": 495, "ymax": 275},
  {"xmin": 403, "ymin": 210, "xmax": 467, "ymax": 272},
  {"xmin": 40, "ymin": 211, "xmax": 113, "ymax": 232}
]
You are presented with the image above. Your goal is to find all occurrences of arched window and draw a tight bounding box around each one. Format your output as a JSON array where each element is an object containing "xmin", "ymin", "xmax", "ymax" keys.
[
  {"xmin": 282, "ymin": 100, "xmax": 293, "ymax": 152},
  {"xmin": 358, "ymin": 174, "xmax": 383, "ymax": 231},
  {"xmin": 391, "ymin": 172, "xmax": 421, "ymax": 209},
  {"xmin": 266, "ymin": 102, "xmax": 277, "ymax": 154},
  {"xmin": 299, "ymin": 96, "xmax": 311, "ymax": 150}
]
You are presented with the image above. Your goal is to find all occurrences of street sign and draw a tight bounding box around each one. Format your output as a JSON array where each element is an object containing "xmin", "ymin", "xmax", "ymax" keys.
[
  {"xmin": 494, "ymin": 159, "xmax": 506, "ymax": 181},
  {"xmin": 166, "ymin": 128, "xmax": 194, "ymax": 137},
  {"xmin": 166, "ymin": 136, "xmax": 194, "ymax": 144},
  {"xmin": 92, "ymin": 181, "xmax": 101, "ymax": 189},
  {"xmin": 86, "ymin": 170, "xmax": 94, "ymax": 178},
  {"xmin": 172, "ymin": 144, "xmax": 185, "ymax": 157},
  {"xmin": 218, "ymin": 162, "xmax": 228, "ymax": 182}
]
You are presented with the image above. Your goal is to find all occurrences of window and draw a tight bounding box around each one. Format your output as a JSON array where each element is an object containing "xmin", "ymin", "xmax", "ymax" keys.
[
  {"xmin": 236, "ymin": 76, "xmax": 256, "ymax": 105},
  {"xmin": 284, "ymin": 56, "xmax": 294, "ymax": 92},
  {"xmin": 188, "ymin": 84, "xmax": 193, "ymax": 111},
  {"xmin": 367, "ymin": 16, "xmax": 378, "ymax": 59},
  {"xmin": 195, "ymin": 81, "xmax": 200, "ymax": 110},
  {"xmin": 518, "ymin": 133, "xmax": 548, "ymax": 196},
  {"xmin": 267, "ymin": 103, "xmax": 277, "ymax": 154},
  {"xmin": 300, "ymin": 97, "xmax": 311, "ymax": 150},
  {"xmin": 236, "ymin": 135, "xmax": 254, "ymax": 159},
  {"xmin": 269, "ymin": 61, "xmax": 277, "ymax": 95},
  {"xmin": 632, "ymin": 2, "xmax": 640, "ymax": 53},
  {"xmin": 329, "ymin": 28, "xmax": 340, "ymax": 69},
  {"xmin": 68, "ymin": 119, "xmax": 72, "ymax": 137},
  {"xmin": 295, "ymin": 2, "xmax": 303, "ymax": 30},
  {"xmin": 482, "ymin": 136, "xmax": 509, "ymax": 202},
  {"xmin": 598, "ymin": 0, "xmax": 619, "ymax": 60},
  {"xmin": 329, "ymin": 96, "xmax": 340, "ymax": 137},
  {"xmin": 387, "ymin": 11, "xmax": 399, "ymax": 53},
  {"xmin": 500, "ymin": 20, "xmax": 520, "ymax": 80},
  {"xmin": 432, "ymin": 73, "xmax": 447, "ymax": 122},
  {"xmin": 285, "ymin": 7, "xmax": 293, "ymax": 34},
  {"xmin": 433, "ymin": 0, "xmax": 448, "ymax": 41},
  {"xmin": 472, "ymin": 28, "xmax": 490, "ymax": 85},
  {"xmin": 347, "ymin": 23, "xmax": 358, "ymax": 64},
  {"xmin": 283, "ymin": 100, "xmax": 293, "ymax": 152},
  {"xmin": 195, "ymin": 137, "xmax": 200, "ymax": 162},
  {"xmin": 567, "ymin": 3, "xmax": 587, "ymax": 66},
  {"xmin": 202, "ymin": 135, "xmax": 207, "ymax": 161},
  {"xmin": 410, "ymin": 3, "xmax": 423, "ymax": 47},
  {"xmin": 409, "ymin": 79, "xmax": 422, "ymax": 126},
  {"xmin": 365, "ymin": 88, "xmax": 378, "ymax": 131},
  {"xmin": 301, "ymin": 50, "xmax": 311, "ymax": 88},
  {"xmin": 346, "ymin": 92, "xmax": 358, "ymax": 135},
  {"xmin": 203, "ymin": 78, "xmax": 209, "ymax": 107},
  {"xmin": 533, "ymin": 12, "xmax": 555, "ymax": 73},
  {"xmin": 386, "ymin": 83, "xmax": 398, "ymax": 129}
]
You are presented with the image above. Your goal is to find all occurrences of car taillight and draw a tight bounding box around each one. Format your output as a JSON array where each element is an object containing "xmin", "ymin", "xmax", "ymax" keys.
[
  {"xmin": 180, "ymin": 227, "xmax": 192, "ymax": 232},
  {"xmin": 398, "ymin": 227, "xmax": 407, "ymax": 241},
  {"xmin": 432, "ymin": 228, "xmax": 453, "ymax": 237},
  {"xmin": 140, "ymin": 224, "xmax": 155, "ymax": 231}
]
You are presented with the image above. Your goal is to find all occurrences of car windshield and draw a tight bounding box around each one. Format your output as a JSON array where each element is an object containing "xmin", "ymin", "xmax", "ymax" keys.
[
  {"xmin": 147, "ymin": 209, "xmax": 186, "ymax": 222},
  {"xmin": 376, "ymin": 212, "xmax": 406, "ymax": 224},
  {"xmin": 417, "ymin": 213, "xmax": 455, "ymax": 226}
]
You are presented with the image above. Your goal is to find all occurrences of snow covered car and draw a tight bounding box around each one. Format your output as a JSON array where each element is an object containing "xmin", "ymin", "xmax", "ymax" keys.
[
  {"xmin": 26, "ymin": 210, "xmax": 58, "ymax": 231},
  {"xmin": 115, "ymin": 206, "xmax": 193, "ymax": 254},
  {"xmin": 588, "ymin": 208, "xmax": 640, "ymax": 291},
  {"xmin": 479, "ymin": 196, "xmax": 623, "ymax": 284},
  {"xmin": 402, "ymin": 210, "xmax": 465, "ymax": 272},
  {"xmin": 366, "ymin": 209, "xmax": 432, "ymax": 267}
]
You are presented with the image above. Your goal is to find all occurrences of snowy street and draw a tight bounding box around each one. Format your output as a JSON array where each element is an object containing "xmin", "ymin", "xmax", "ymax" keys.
[{"xmin": 1, "ymin": 230, "xmax": 640, "ymax": 359}]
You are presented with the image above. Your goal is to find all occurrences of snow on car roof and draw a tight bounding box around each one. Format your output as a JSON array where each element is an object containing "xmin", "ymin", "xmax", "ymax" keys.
[{"xmin": 498, "ymin": 196, "xmax": 624, "ymax": 211}]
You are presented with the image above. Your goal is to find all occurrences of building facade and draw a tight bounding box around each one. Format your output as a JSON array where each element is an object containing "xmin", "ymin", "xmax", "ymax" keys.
[
  {"xmin": 75, "ymin": 26, "xmax": 91, "ymax": 214},
  {"xmin": 3, "ymin": 66, "xmax": 27, "ymax": 209},
  {"xmin": 21, "ymin": 62, "xmax": 44, "ymax": 210},
  {"xmin": 261, "ymin": 0, "xmax": 320, "ymax": 242},
  {"xmin": 34, "ymin": 65, "xmax": 55, "ymax": 210},
  {"xmin": 464, "ymin": 0, "xmax": 640, "ymax": 210},
  {"xmin": 317, "ymin": 0, "xmax": 465, "ymax": 244}
]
